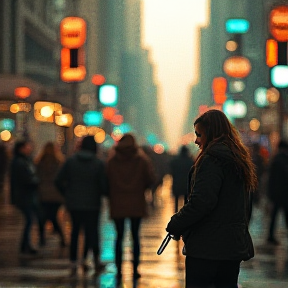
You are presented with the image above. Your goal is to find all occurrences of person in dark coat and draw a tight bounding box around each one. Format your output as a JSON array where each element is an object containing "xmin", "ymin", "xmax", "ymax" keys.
[
  {"xmin": 35, "ymin": 141, "xmax": 66, "ymax": 247},
  {"xmin": 165, "ymin": 110, "xmax": 257, "ymax": 288},
  {"xmin": 10, "ymin": 140, "xmax": 44, "ymax": 254},
  {"xmin": 55, "ymin": 136, "xmax": 107, "ymax": 276},
  {"xmin": 266, "ymin": 140, "xmax": 288, "ymax": 245},
  {"xmin": 170, "ymin": 145, "xmax": 194, "ymax": 212},
  {"xmin": 106, "ymin": 133, "xmax": 155, "ymax": 286}
]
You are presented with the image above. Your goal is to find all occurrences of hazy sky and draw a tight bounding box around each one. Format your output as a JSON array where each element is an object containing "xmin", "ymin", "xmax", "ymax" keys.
[{"xmin": 142, "ymin": 0, "xmax": 210, "ymax": 151}]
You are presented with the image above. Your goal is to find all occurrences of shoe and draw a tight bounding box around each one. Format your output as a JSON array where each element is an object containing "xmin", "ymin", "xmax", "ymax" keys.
[{"xmin": 267, "ymin": 237, "xmax": 280, "ymax": 245}]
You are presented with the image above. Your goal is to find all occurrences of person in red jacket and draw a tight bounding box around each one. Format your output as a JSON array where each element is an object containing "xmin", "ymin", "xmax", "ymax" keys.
[{"xmin": 106, "ymin": 133, "xmax": 155, "ymax": 286}]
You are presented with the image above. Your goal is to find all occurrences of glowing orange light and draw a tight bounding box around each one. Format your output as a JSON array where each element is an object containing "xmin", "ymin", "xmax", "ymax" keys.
[
  {"xmin": 212, "ymin": 77, "xmax": 227, "ymax": 105},
  {"xmin": 74, "ymin": 125, "xmax": 87, "ymax": 137},
  {"xmin": 55, "ymin": 114, "xmax": 73, "ymax": 127},
  {"xmin": 223, "ymin": 56, "xmax": 251, "ymax": 78},
  {"xmin": 111, "ymin": 114, "xmax": 124, "ymax": 125},
  {"xmin": 153, "ymin": 144, "xmax": 165, "ymax": 154},
  {"xmin": 266, "ymin": 39, "xmax": 278, "ymax": 67},
  {"xmin": 14, "ymin": 87, "xmax": 31, "ymax": 99},
  {"xmin": 212, "ymin": 77, "xmax": 227, "ymax": 94},
  {"xmin": 60, "ymin": 17, "xmax": 86, "ymax": 48},
  {"xmin": 92, "ymin": 74, "xmax": 106, "ymax": 86},
  {"xmin": 213, "ymin": 94, "xmax": 227, "ymax": 105},
  {"xmin": 103, "ymin": 107, "xmax": 117, "ymax": 121},
  {"xmin": 269, "ymin": 6, "xmax": 288, "ymax": 42},
  {"xmin": 60, "ymin": 47, "xmax": 86, "ymax": 82}
]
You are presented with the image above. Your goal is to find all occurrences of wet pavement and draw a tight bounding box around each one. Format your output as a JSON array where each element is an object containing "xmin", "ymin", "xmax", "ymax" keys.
[{"xmin": 0, "ymin": 176, "xmax": 288, "ymax": 288}]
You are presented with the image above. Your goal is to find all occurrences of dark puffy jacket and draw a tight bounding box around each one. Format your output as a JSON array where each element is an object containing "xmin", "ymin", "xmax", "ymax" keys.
[
  {"xmin": 166, "ymin": 143, "xmax": 254, "ymax": 261},
  {"xmin": 54, "ymin": 151, "xmax": 107, "ymax": 211},
  {"xmin": 10, "ymin": 154, "xmax": 39, "ymax": 208},
  {"xmin": 267, "ymin": 151, "xmax": 288, "ymax": 209}
]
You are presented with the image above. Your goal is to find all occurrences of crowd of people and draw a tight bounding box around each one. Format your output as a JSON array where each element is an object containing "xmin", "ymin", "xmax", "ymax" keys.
[{"xmin": 2, "ymin": 109, "xmax": 288, "ymax": 287}]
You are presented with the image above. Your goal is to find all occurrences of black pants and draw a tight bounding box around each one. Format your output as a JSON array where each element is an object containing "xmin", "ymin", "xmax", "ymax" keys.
[
  {"xmin": 268, "ymin": 203, "xmax": 288, "ymax": 239},
  {"xmin": 113, "ymin": 217, "xmax": 141, "ymax": 273},
  {"xmin": 69, "ymin": 210, "xmax": 100, "ymax": 264},
  {"xmin": 19, "ymin": 205, "xmax": 44, "ymax": 251},
  {"xmin": 185, "ymin": 257, "xmax": 241, "ymax": 288},
  {"xmin": 41, "ymin": 202, "xmax": 65, "ymax": 242}
]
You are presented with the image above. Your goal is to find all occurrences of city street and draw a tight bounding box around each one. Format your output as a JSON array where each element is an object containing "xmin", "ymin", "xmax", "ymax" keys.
[{"xmin": 0, "ymin": 176, "xmax": 288, "ymax": 288}]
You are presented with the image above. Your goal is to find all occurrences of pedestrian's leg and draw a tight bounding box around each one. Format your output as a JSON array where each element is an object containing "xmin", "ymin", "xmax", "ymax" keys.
[
  {"xmin": 130, "ymin": 217, "xmax": 142, "ymax": 279},
  {"xmin": 283, "ymin": 208, "xmax": 288, "ymax": 230},
  {"xmin": 50, "ymin": 203, "xmax": 66, "ymax": 246},
  {"xmin": 174, "ymin": 195, "xmax": 179, "ymax": 213},
  {"xmin": 267, "ymin": 203, "xmax": 280, "ymax": 244},
  {"xmin": 19, "ymin": 208, "xmax": 36, "ymax": 253},
  {"xmin": 114, "ymin": 218, "xmax": 125, "ymax": 284},
  {"xmin": 86, "ymin": 210, "xmax": 105, "ymax": 273},
  {"xmin": 214, "ymin": 260, "xmax": 240, "ymax": 288},
  {"xmin": 185, "ymin": 257, "xmax": 216, "ymax": 288},
  {"xmin": 82, "ymin": 211, "xmax": 92, "ymax": 273},
  {"xmin": 34, "ymin": 204, "xmax": 45, "ymax": 247},
  {"xmin": 69, "ymin": 210, "xmax": 81, "ymax": 276}
]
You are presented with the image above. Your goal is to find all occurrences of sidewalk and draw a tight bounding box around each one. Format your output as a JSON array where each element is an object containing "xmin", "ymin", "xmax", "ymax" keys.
[{"xmin": 0, "ymin": 176, "xmax": 288, "ymax": 287}]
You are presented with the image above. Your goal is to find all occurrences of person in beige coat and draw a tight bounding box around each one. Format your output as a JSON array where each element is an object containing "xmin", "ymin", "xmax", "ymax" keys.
[{"xmin": 106, "ymin": 133, "xmax": 155, "ymax": 286}]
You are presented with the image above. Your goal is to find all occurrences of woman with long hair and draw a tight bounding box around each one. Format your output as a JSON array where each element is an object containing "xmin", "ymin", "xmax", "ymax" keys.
[
  {"xmin": 166, "ymin": 110, "xmax": 257, "ymax": 288},
  {"xmin": 35, "ymin": 142, "xmax": 66, "ymax": 247}
]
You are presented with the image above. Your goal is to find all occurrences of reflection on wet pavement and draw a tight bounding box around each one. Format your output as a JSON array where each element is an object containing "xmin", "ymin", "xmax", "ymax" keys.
[{"xmin": 0, "ymin": 176, "xmax": 288, "ymax": 287}]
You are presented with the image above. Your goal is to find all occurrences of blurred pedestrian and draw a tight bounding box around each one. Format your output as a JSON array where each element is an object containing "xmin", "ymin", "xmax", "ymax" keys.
[
  {"xmin": 165, "ymin": 110, "xmax": 257, "ymax": 288},
  {"xmin": 35, "ymin": 142, "xmax": 66, "ymax": 247},
  {"xmin": 55, "ymin": 136, "xmax": 107, "ymax": 276},
  {"xmin": 170, "ymin": 145, "xmax": 194, "ymax": 213},
  {"xmin": 106, "ymin": 133, "xmax": 155, "ymax": 286},
  {"xmin": 142, "ymin": 146, "xmax": 170, "ymax": 207},
  {"xmin": 10, "ymin": 140, "xmax": 44, "ymax": 254},
  {"xmin": 266, "ymin": 140, "xmax": 288, "ymax": 245}
]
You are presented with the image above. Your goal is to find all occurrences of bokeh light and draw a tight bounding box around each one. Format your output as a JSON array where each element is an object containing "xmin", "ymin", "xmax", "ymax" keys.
[
  {"xmin": 267, "ymin": 87, "xmax": 280, "ymax": 103},
  {"xmin": 74, "ymin": 124, "xmax": 87, "ymax": 137},
  {"xmin": 0, "ymin": 130, "xmax": 11, "ymax": 141},
  {"xmin": 249, "ymin": 118, "xmax": 261, "ymax": 131}
]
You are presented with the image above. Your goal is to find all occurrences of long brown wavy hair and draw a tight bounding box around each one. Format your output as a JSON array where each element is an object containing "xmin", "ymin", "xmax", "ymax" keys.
[{"xmin": 193, "ymin": 109, "xmax": 257, "ymax": 192}]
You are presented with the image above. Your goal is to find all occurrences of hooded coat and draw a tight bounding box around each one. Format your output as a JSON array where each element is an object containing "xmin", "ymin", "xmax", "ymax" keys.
[
  {"xmin": 166, "ymin": 143, "xmax": 254, "ymax": 261},
  {"xmin": 107, "ymin": 135, "xmax": 155, "ymax": 219},
  {"xmin": 54, "ymin": 150, "xmax": 106, "ymax": 211}
]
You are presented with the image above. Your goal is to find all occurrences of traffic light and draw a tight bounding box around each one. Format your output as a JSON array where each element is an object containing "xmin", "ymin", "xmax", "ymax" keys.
[{"xmin": 60, "ymin": 17, "xmax": 86, "ymax": 82}]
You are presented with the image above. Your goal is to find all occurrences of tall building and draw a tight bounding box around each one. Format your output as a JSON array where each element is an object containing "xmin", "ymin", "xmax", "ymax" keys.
[
  {"xmin": 0, "ymin": 0, "xmax": 164, "ymax": 150},
  {"xmin": 185, "ymin": 0, "xmax": 275, "ymax": 141},
  {"xmin": 0, "ymin": 0, "xmax": 76, "ymax": 152}
]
